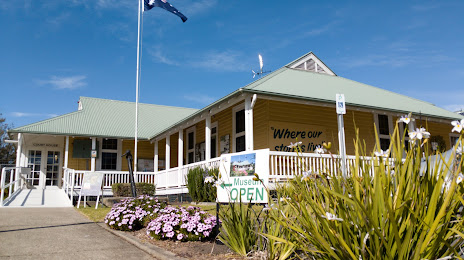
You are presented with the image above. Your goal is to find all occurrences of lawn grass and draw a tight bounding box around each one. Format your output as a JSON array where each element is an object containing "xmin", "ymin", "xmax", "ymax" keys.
[{"xmin": 76, "ymin": 206, "xmax": 111, "ymax": 222}]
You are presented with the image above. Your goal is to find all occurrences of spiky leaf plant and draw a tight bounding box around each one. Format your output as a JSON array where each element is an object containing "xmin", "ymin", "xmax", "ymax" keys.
[{"xmin": 266, "ymin": 122, "xmax": 464, "ymax": 259}]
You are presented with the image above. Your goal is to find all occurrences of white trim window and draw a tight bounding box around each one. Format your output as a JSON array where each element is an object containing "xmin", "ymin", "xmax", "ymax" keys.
[
  {"xmin": 99, "ymin": 138, "xmax": 121, "ymax": 170},
  {"xmin": 211, "ymin": 122, "xmax": 218, "ymax": 158},
  {"xmin": 374, "ymin": 114, "xmax": 393, "ymax": 151},
  {"xmin": 233, "ymin": 105, "xmax": 245, "ymax": 153},
  {"xmin": 450, "ymin": 133, "xmax": 460, "ymax": 148},
  {"xmin": 186, "ymin": 127, "xmax": 196, "ymax": 164}
]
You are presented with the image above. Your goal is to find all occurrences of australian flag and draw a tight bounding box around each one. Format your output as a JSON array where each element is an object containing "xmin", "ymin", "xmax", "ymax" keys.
[{"xmin": 144, "ymin": 0, "xmax": 188, "ymax": 23}]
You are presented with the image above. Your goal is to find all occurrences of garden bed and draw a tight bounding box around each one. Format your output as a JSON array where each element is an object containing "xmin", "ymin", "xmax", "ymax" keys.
[{"xmin": 131, "ymin": 229, "xmax": 238, "ymax": 260}]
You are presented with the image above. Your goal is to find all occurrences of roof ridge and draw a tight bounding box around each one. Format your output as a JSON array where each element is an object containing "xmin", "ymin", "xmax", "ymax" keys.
[
  {"xmin": 242, "ymin": 67, "xmax": 287, "ymax": 90},
  {"xmin": 80, "ymin": 96, "xmax": 198, "ymax": 111}
]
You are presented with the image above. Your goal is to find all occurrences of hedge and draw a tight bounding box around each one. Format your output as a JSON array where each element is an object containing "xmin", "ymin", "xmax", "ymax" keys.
[{"xmin": 112, "ymin": 182, "xmax": 156, "ymax": 197}]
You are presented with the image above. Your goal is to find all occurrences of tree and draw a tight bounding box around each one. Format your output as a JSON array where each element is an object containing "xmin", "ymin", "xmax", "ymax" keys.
[{"xmin": 0, "ymin": 114, "xmax": 15, "ymax": 164}]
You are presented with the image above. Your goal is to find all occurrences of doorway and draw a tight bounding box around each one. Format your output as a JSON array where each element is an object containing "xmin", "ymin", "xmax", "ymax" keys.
[{"xmin": 27, "ymin": 150, "xmax": 62, "ymax": 189}]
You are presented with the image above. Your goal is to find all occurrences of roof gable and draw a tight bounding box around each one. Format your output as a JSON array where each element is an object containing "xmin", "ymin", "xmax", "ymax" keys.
[{"xmin": 286, "ymin": 52, "xmax": 336, "ymax": 76}]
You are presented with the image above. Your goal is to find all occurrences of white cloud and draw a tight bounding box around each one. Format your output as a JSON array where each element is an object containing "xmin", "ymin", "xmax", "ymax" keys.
[
  {"xmin": 442, "ymin": 104, "xmax": 464, "ymax": 113},
  {"xmin": 304, "ymin": 21, "xmax": 336, "ymax": 37},
  {"xmin": 189, "ymin": 50, "xmax": 248, "ymax": 72},
  {"xmin": 148, "ymin": 46, "xmax": 179, "ymax": 66},
  {"xmin": 47, "ymin": 12, "xmax": 71, "ymax": 26},
  {"xmin": 183, "ymin": 94, "xmax": 216, "ymax": 105},
  {"xmin": 180, "ymin": 0, "xmax": 217, "ymax": 16},
  {"xmin": 38, "ymin": 75, "xmax": 87, "ymax": 90},
  {"xmin": 10, "ymin": 112, "xmax": 59, "ymax": 118}
]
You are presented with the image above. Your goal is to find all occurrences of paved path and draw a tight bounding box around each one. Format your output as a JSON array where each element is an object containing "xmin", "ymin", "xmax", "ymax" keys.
[{"xmin": 0, "ymin": 208, "xmax": 154, "ymax": 259}]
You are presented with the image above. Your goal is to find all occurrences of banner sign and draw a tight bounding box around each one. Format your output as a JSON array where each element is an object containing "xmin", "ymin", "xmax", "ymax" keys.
[
  {"xmin": 217, "ymin": 149, "xmax": 269, "ymax": 204},
  {"xmin": 80, "ymin": 172, "xmax": 104, "ymax": 196},
  {"xmin": 269, "ymin": 121, "xmax": 327, "ymax": 152}
]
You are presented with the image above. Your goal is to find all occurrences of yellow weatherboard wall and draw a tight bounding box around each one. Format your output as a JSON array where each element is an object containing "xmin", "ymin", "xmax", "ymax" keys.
[
  {"xmin": 122, "ymin": 140, "xmax": 154, "ymax": 171},
  {"xmin": 67, "ymin": 137, "xmax": 90, "ymax": 171}
]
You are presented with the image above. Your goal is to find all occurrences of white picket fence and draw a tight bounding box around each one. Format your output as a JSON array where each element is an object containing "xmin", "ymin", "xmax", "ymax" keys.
[{"xmin": 62, "ymin": 151, "xmax": 396, "ymax": 199}]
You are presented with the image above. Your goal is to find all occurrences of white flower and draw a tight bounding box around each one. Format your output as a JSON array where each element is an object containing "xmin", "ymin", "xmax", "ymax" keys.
[
  {"xmin": 314, "ymin": 146, "xmax": 326, "ymax": 154},
  {"xmin": 408, "ymin": 127, "xmax": 430, "ymax": 140},
  {"xmin": 204, "ymin": 176, "xmax": 215, "ymax": 183},
  {"xmin": 321, "ymin": 212, "xmax": 343, "ymax": 221},
  {"xmin": 399, "ymin": 115, "xmax": 411, "ymax": 124},
  {"xmin": 287, "ymin": 141, "xmax": 302, "ymax": 148},
  {"xmin": 457, "ymin": 173, "xmax": 463, "ymax": 184},
  {"xmin": 374, "ymin": 149, "xmax": 389, "ymax": 158},
  {"xmin": 302, "ymin": 171, "xmax": 311, "ymax": 178},
  {"xmin": 451, "ymin": 119, "xmax": 464, "ymax": 133}
]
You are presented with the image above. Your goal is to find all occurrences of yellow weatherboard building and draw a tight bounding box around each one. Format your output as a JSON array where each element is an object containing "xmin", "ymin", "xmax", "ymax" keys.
[{"xmin": 5, "ymin": 52, "xmax": 463, "ymax": 204}]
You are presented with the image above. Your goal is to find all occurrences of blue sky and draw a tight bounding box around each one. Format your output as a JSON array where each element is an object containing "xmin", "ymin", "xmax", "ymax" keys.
[{"xmin": 1, "ymin": 1, "xmax": 463, "ymax": 128}]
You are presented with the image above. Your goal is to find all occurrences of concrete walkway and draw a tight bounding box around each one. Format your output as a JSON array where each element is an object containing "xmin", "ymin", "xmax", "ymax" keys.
[
  {"xmin": 3, "ymin": 187, "xmax": 72, "ymax": 207},
  {"xmin": 0, "ymin": 208, "xmax": 154, "ymax": 259}
]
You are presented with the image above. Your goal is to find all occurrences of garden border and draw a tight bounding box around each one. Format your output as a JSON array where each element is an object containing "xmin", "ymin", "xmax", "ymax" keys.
[{"xmin": 98, "ymin": 222, "xmax": 187, "ymax": 260}]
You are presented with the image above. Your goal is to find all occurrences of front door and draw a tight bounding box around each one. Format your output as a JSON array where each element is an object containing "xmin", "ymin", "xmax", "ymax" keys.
[
  {"xmin": 27, "ymin": 150, "xmax": 42, "ymax": 187},
  {"xmin": 27, "ymin": 150, "xmax": 61, "ymax": 189}
]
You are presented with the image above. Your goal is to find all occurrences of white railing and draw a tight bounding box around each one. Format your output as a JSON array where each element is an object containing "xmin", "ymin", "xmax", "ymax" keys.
[
  {"xmin": 62, "ymin": 152, "xmax": 401, "ymax": 197},
  {"xmin": 269, "ymin": 151, "xmax": 397, "ymax": 181},
  {"xmin": 0, "ymin": 167, "xmax": 29, "ymax": 207},
  {"xmin": 155, "ymin": 157, "xmax": 222, "ymax": 190},
  {"xmin": 62, "ymin": 158, "xmax": 222, "ymax": 200}
]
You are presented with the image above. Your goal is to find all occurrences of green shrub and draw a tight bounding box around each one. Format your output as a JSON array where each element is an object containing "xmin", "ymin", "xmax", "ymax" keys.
[
  {"xmin": 186, "ymin": 166, "xmax": 217, "ymax": 202},
  {"xmin": 264, "ymin": 122, "xmax": 464, "ymax": 259},
  {"xmin": 112, "ymin": 182, "xmax": 156, "ymax": 197}
]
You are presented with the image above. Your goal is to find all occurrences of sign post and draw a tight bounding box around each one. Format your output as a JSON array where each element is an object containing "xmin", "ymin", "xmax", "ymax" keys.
[
  {"xmin": 77, "ymin": 172, "xmax": 104, "ymax": 209},
  {"xmin": 336, "ymin": 94, "xmax": 347, "ymax": 178},
  {"xmin": 217, "ymin": 149, "xmax": 269, "ymax": 204}
]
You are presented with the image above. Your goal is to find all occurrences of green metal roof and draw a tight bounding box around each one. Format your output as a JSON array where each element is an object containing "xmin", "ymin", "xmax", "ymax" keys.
[
  {"xmin": 9, "ymin": 97, "xmax": 198, "ymax": 139},
  {"xmin": 149, "ymin": 52, "xmax": 462, "ymax": 140},
  {"xmin": 242, "ymin": 66, "xmax": 463, "ymax": 120}
]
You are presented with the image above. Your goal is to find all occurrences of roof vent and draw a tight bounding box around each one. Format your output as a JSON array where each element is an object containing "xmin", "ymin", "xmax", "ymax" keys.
[
  {"xmin": 288, "ymin": 52, "xmax": 336, "ymax": 76},
  {"xmin": 78, "ymin": 100, "xmax": 83, "ymax": 111}
]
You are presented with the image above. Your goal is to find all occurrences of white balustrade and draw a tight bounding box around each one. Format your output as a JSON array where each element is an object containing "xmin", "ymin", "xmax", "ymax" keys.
[{"xmin": 60, "ymin": 152, "xmax": 401, "ymax": 197}]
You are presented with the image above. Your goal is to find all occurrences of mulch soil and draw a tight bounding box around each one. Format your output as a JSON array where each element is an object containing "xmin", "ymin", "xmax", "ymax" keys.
[{"xmin": 132, "ymin": 229, "xmax": 264, "ymax": 260}]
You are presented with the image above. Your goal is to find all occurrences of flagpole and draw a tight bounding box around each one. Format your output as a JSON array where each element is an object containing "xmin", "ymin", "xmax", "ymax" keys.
[{"xmin": 134, "ymin": 0, "xmax": 142, "ymax": 177}]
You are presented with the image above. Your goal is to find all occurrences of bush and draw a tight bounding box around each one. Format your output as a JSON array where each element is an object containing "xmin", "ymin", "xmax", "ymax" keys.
[
  {"xmin": 105, "ymin": 195, "xmax": 166, "ymax": 231},
  {"xmin": 112, "ymin": 182, "xmax": 156, "ymax": 197},
  {"xmin": 264, "ymin": 122, "xmax": 464, "ymax": 259},
  {"xmin": 146, "ymin": 205, "xmax": 219, "ymax": 241},
  {"xmin": 186, "ymin": 166, "xmax": 218, "ymax": 202}
]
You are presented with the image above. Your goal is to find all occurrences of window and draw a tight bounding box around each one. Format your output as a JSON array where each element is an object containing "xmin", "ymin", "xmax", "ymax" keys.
[
  {"xmin": 101, "ymin": 152, "xmax": 117, "ymax": 170},
  {"xmin": 211, "ymin": 122, "xmax": 218, "ymax": 158},
  {"xmin": 186, "ymin": 127, "xmax": 195, "ymax": 164},
  {"xmin": 450, "ymin": 134, "xmax": 460, "ymax": 147},
  {"xmin": 233, "ymin": 106, "xmax": 246, "ymax": 152},
  {"xmin": 100, "ymin": 138, "xmax": 118, "ymax": 170},
  {"xmin": 375, "ymin": 114, "xmax": 392, "ymax": 151}
]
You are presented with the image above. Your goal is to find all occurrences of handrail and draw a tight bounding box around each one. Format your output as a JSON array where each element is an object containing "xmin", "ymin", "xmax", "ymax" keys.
[{"xmin": 0, "ymin": 167, "xmax": 28, "ymax": 207}]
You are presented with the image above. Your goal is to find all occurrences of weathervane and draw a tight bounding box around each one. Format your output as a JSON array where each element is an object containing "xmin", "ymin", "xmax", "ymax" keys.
[{"xmin": 252, "ymin": 54, "xmax": 271, "ymax": 78}]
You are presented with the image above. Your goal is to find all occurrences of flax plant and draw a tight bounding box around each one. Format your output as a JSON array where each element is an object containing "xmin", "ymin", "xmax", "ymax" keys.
[{"xmin": 265, "ymin": 121, "xmax": 464, "ymax": 259}]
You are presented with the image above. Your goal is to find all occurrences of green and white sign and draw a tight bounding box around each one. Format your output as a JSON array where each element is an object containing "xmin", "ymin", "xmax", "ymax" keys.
[{"xmin": 217, "ymin": 149, "xmax": 269, "ymax": 203}]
